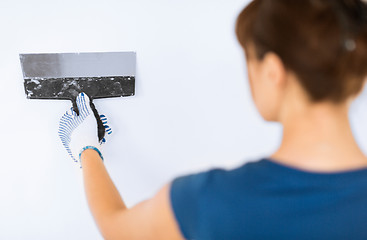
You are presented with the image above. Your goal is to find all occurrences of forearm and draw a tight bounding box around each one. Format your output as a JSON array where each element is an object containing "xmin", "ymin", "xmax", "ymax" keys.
[{"xmin": 81, "ymin": 149, "xmax": 127, "ymax": 229}]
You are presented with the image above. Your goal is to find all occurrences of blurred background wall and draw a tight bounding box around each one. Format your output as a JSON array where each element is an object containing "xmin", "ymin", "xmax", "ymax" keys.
[{"xmin": 0, "ymin": 0, "xmax": 366, "ymax": 239}]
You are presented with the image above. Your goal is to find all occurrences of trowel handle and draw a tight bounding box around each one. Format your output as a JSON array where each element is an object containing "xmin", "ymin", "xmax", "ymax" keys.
[
  {"xmin": 90, "ymin": 100, "xmax": 106, "ymax": 143},
  {"xmin": 71, "ymin": 97, "xmax": 106, "ymax": 143}
]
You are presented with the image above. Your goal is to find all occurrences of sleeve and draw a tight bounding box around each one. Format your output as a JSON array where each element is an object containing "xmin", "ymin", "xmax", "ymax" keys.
[{"xmin": 169, "ymin": 170, "xmax": 212, "ymax": 240}]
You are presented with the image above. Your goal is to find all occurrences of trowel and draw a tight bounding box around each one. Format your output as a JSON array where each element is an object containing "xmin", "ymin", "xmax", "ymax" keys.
[{"xmin": 19, "ymin": 51, "xmax": 136, "ymax": 141}]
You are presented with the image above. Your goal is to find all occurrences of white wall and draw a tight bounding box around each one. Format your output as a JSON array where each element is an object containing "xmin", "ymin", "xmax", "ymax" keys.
[{"xmin": 1, "ymin": 0, "xmax": 367, "ymax": 239}]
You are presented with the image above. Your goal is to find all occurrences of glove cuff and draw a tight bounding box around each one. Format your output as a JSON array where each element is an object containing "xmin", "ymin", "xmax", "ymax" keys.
[{"xmin": 79, "ymin": 146, "xmax": 104, "ymax": 162}]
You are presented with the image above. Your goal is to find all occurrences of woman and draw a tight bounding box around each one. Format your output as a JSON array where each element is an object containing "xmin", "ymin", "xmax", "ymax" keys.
[{"xmin": 58, "ymin": 0, "xmax": 367, "ymax": 239}]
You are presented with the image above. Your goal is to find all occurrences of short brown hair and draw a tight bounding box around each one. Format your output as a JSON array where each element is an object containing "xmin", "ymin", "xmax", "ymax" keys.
[{"xmin": 236, "ymin": 0, "xmax": 367, "ymax": 103}]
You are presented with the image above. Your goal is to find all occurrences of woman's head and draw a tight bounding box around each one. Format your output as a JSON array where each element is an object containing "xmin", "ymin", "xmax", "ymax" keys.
[{"xmin": 236, "ymin": 0, "xmax": 367, "ymax": 121}]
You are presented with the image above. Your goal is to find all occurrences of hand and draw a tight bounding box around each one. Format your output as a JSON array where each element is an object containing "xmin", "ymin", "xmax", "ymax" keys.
[{"xmin": 58, "ymin": 92, "xmax": 112, "ymax": 164}]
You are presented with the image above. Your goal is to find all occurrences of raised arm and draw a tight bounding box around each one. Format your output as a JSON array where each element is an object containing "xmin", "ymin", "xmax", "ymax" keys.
[{"xmin": 58, "ymin": 92, "xmax": 184, "ymax": 240}]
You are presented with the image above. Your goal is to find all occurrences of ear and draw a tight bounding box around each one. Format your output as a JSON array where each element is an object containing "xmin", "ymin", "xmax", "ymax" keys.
[{"xmin": 261, "ymin": 52, "xmax": 287, "ymax": 88}]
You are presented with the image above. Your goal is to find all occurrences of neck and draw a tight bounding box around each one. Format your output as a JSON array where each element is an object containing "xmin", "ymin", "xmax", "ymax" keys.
[{"xmin": 271, "ymin": 100, "xmax": 367, "ymax": 172}]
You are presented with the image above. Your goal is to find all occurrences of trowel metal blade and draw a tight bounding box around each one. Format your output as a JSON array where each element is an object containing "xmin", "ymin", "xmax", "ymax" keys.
[{"xmin": 19, "ymin": 52, "xmax": 136, "ymax": 100}]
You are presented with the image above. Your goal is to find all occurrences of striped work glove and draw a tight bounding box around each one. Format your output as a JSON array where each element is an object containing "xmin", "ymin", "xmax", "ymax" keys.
[{"xmin": 58, "ymin": 92, "xmax": 112, "ymax": 164}]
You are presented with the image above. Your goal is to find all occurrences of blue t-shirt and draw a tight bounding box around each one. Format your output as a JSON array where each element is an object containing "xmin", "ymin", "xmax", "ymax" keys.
[{"xmin": 170, "ymin": 158, "xmax": 367, "ymax": 240}]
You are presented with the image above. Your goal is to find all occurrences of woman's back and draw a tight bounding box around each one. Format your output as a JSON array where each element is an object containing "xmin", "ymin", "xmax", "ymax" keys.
[{"xmin": 171, "ymin": 158, "xmax": 367, "ymax": 239}]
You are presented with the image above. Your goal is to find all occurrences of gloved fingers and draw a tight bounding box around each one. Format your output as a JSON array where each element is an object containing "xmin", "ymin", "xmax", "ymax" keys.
[
  {"xmin": 100, "ymin": 114, "xmax": 113, "ymax": 135},
  {"xmin": 58, "ymin": 109, "xmax": 79, "ymax": 162},
  {"xmin": 59, "ymin": 108, "xmax": 77, "ymax": 134},
  {"xmin": 106, "ymin": 126, "xmax": 112, "ymax": 135},
  {"xmin": 99, "ymin": 114, "xmax": 112, "ymax": 145},
  {"xmin": 60, "ymin": 107, "xmax": 82, "ymax": 133},
  {"xmin": 100, "ymin": 114, "xmax": 107, "ymax": 124},
  {"xmin": 76, "ymin": 92, "xmax": 92, "ymax": 117},
  {"xmin": 59, "ymin": 109, "xmax": 78, "ymax": 138},
  {"xmin": 66, "ymin": 106, "xmax": 78, "ymax": 117}
]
